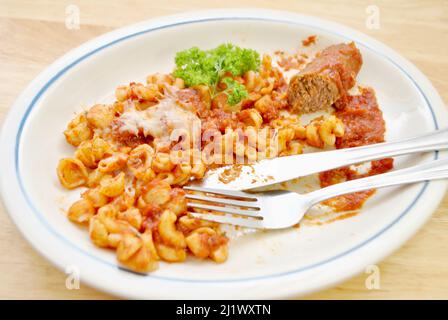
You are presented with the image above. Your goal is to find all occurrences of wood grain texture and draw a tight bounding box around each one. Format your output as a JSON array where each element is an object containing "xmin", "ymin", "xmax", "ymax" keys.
[{"xmin": 0, "ymin": 0, "xmax": 447, "ymax": 299}]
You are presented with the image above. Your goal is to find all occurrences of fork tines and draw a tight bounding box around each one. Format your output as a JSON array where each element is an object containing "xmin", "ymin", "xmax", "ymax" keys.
[{"xmin": 183, "ymin": 186, "xmax": 264, "ymax": 228}]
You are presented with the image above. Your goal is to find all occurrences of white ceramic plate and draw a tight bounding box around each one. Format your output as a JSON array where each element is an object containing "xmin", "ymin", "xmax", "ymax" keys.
[{"xmin": 1, "ymin": 9, "xmax": 447, "ymax": 299}]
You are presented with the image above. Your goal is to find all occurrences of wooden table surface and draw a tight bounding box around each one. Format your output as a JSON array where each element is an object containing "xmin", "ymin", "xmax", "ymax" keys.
[{"xmin": 1, "ymin": 0, "xmax": 447, "ymax": 300}]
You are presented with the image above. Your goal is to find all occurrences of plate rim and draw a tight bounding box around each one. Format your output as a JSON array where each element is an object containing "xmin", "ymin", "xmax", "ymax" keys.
[{"xmin": 1, "ymin": 9, "xmax": 447, "ymax": 299}]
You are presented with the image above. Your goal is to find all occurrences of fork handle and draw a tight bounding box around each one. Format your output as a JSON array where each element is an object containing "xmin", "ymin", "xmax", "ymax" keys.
[{"xmin": 306, "ymin": 157, "xmax": 448, "ymax": 205}]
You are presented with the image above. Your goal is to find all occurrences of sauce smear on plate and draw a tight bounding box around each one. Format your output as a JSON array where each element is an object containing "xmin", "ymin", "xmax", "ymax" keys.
[{"xmin": 319, "ymin": 87, "xmax": 394, "ymax": 212}]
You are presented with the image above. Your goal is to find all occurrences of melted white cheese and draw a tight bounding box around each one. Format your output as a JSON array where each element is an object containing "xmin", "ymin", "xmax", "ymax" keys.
[{"xmin": 117, "ymin": 98, "xmax": 201, "ymax": 147}]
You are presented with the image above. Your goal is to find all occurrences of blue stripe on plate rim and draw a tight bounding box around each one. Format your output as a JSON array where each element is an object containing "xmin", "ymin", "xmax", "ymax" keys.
[{"xmin": 14, "ymin": 16, "xmax": 439, "ymax": 283}]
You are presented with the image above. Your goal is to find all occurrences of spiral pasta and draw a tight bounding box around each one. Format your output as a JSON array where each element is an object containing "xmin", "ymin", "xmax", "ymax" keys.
[{"xmin": 57, "ymin": 48, "xmax": 348, "ymax": 273}]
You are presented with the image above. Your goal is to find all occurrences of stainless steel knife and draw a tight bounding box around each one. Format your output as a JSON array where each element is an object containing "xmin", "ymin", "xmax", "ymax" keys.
[{"xmin": 191, "ymin": 128, "xmax": 448, "ymax": 191}]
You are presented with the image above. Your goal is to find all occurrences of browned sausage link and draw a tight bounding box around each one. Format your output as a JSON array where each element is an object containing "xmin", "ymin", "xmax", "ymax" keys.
[{"xmin": 287, "ymin": 42, "xmax": 362, "ymax": 113}]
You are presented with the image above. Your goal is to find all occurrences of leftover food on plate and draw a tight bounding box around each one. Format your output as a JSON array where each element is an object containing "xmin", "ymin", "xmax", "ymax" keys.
[{"xmin": 57, "ymin": 41, "xmax": 392, "ymax": 273}]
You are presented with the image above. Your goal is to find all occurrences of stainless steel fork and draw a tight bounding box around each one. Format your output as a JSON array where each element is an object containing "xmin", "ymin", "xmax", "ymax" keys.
[{"xmin": 184, "ymin": 158, "xmax": 448, "ymax": 229}]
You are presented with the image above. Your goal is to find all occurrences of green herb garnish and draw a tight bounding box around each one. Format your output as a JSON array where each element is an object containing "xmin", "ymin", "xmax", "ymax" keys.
[
  {"xmin": 221, "ymin": 78, "xmax": 248, "ymax": 106},
  {"xmin": 173, "ymin": 43, "xmax": 260, "ymax": 106}
]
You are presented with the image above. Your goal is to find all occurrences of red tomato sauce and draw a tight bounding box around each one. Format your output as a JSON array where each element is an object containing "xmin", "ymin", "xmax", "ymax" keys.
[{"xmin": 319, "ymin": 87, "xmax": 394, "ymax": 212}]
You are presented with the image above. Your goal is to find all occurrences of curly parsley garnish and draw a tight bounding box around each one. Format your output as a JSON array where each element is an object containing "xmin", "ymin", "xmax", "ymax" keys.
[
  {"xmin": 221, "ymin": 78, "xmax": 248, "ymax": 106},
  {"xmin": 173, "ymin": 44, "xmax": 260, "ymax": 106}
]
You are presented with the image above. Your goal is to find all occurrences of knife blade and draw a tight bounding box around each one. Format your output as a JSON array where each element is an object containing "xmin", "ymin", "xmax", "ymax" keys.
[{"xmin": 190, "ymin": 128, "xmax": 448, "ymax": 191}]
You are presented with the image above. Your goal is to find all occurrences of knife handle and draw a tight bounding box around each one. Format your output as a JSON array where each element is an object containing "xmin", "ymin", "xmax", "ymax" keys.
[
  {"xmin": 340, "ymin": 127, "xmax": 448, "ymax": 163},
  {"xmin": 245, "ymin": 128, "xmax": 448, "ymax": 191}
]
